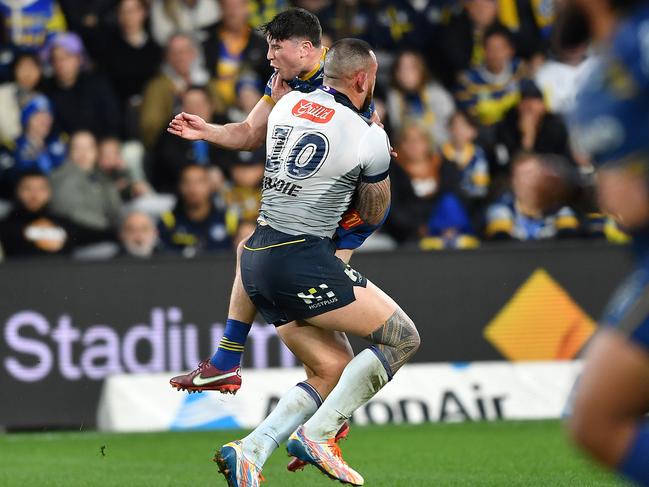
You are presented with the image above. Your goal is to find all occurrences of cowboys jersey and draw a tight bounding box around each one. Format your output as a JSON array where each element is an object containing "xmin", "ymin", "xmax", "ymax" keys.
[{"xmin": 258, "ymin": 86, "xmax": 391, "ymax": 238}]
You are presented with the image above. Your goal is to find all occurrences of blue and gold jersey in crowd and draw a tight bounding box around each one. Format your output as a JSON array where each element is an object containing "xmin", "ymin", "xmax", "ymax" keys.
[
  {"xmin": 498, "ymin": 0, "xmax": 555, "ymax": 39},
  {"xmin": 440, "ymin": 142, "xmax": 490, "ymax": 199},
  {"xmin": 571, "ymin": 5, "xmax": 649, "ymax": 168},
  {"xmin": 0, "ymin": 0, "xmax": 66, "ymax": 48},
  {"xmin": 486, "ymin": 193, "xmax": 578, "ymax": 241},
  {"xmin": 455, "ymin": 59, "xmax": 524, "ymax": 126},
  {"xmin": 262, "ymin": 47, "xmax": 374, "ymax": 118}
]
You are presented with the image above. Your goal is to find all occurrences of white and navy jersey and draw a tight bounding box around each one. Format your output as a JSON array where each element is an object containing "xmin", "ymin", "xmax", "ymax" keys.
[{"xmin": 259, "ymin": 86, "xmax": 391, "ymax": 238}]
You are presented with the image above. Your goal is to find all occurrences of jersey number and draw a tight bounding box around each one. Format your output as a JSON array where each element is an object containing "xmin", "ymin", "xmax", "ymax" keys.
[{"xmin": 265, "ymin": 125, "xmax": 329, "ymax": 180}]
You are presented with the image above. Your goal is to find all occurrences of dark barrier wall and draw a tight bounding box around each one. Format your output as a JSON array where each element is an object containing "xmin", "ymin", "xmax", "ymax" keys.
[{"xmin": 0, "ymin": 242, "xmax": 633, "ymax": 429}]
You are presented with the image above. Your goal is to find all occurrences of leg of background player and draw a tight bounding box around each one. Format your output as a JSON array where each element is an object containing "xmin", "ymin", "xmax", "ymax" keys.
[
  {"xmin": 210, "ymin": 237, "xmax": 257, "ymax": 370},
  {"xmin": 569, "ymin": 329, "xmax": 649, "ymax": 486},
  {"xmin": 237, "ymin": 323, "xmax": 353, "ymax": 467}
]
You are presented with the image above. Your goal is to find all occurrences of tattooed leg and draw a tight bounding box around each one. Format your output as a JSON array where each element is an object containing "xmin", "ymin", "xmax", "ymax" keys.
[
  {"xmin": 365, "ymin": 307, "xmax": 420, "ymax": 377},
  {"xmin": 302, "ymin": 308, "xmax": 419, "ymax": 440}
]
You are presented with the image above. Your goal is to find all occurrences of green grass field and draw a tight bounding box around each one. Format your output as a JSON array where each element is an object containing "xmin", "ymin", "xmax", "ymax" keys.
[{"xmin": 0, "ymin": 421, "xmax": 627, "ymax": 486}]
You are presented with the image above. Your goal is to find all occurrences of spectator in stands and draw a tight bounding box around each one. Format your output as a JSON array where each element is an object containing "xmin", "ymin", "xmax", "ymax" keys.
[
  {"xmin": 0, "ymin": 53, "xmax": 45, "ymax": 144},
  {"xmin": 140, "ymin": 32, "xmax": 209, "ymax": 148},
  {"xmin": 322, "ymin": 0, "xmax": 427, "ymax": 53},
  {"xmin": 439, "ymin": 111, "xmax": 490, "ymax": 201},
  {"xmin": 0, "ymin": 171, "xmax": 113, "ymax": 258},
  {"xmin": 211, "ymin": 76, "xmax": 266, "ymax": 169},
  {"xmin": 384, "ymin": 123, "xmax": 469, "ymax": 244},
  {"xmin": 98, "ymin": 137, "xmax": 151, "ymax": 202},
  {"xmin": 201, "ymin": 0, "xmax": 271, "ymax": 112},
  {"xmin": 150, "ymin": 0, "xmax": 221, "ymax": 46},
  {"xmin": 455, "ymin": 25, "xmax": 525, "ymax": 129},
  {"xmin": 485, "ymin": 152, "xmax": 579, "ymax": 241},
  {"xmin": 91, "ymin": 0, "xmax": 162, "ymax": 138},
  {"xmin": 420, "ymin": 192, "xmax": 478, "ymax": 250},
  {"xmin": 119, "ymin": 210, "xmax": 160, "ymax": 258},
  {"xmin": 493, "ymin": 79, "xmax": 572, "ymax": 174},
  {"xmin": 223, "ymin": 152, "xmax": 264, "ymax": 246},
  {"xmin": 152, "ymin": 85, "xmax": 225, "ymax": 193},
  {"xmin": 50, "ymin": 131, "xmax": 122, "ymax": 231},
  {"xmin": 158, "ymin": 164, "xmax": 232, "ymax": 256},
  {"xmin": 249, "ymin": 0, "xmax": 290, "ymax": 28},
  {"xmin": 535, "ymin": 43, "xmax": 593, "ymax": 115},
  {"xmin": 0, "ymin": 0, "xmax": 66, "ymax": 51},
  {"xmin": 387, "ymin": 49, "xmax": 455, "ymax": 148},
  {"xmin": 435, "ymin": 0, "xmax": 500, "ymax": 87},
  {"xmin": 58, "ymin": 0, "xmax": 119, "ymax": 39},
  {"xmin": 42, "ymin": 32, "xmax": 122, "ymax": 138},
  {"xmin": 10, "ymin": 95, "xmax": 67, "ymax": 180},
  {"xmin": 497, "ymin": 0, "xmax": 555, "ymax": 60}
]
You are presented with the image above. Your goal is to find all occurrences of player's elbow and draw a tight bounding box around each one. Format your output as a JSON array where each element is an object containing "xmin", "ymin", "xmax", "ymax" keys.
[{"xmin": 567, "ymin": 403, "xmax": 622, "ymax": 468}]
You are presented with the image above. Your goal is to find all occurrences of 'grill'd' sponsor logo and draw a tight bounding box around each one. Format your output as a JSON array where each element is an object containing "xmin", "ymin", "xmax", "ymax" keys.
[{"xmin": 292, "ymin": 99, "xmax": 335, "ymax": 123}]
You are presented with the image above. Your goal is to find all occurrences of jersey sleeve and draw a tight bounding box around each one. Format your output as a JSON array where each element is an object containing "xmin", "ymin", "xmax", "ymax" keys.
[
  {"xmin": 358, "ymin": 125, "xmax": 391, "ymax": 182},
  {"xmin": 614, "ymin": 13, "xmax": 649, "ymax": 90},
  {"xmin": 262, "ymin": 73, "xmax": 276, "ymax": 105}
]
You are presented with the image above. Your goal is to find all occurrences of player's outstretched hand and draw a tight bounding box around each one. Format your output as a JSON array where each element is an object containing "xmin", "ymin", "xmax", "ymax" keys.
[{"xmin": 167, "ymin": 112, "xmax": 207, "ymax": 141}]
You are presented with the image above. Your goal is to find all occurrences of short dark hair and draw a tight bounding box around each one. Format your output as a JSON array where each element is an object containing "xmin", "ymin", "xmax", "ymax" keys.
[
  {"xmin": 15, "ymin": 170, "xmax": 49, "ymax": 188},
  {"xmin": 259, "ymin": 8, "xmax": 322, "ymax": 47},
  {"xmin": 449, "ymin": 110, "xmax": 479, "ymax": 130},
  {"xmin": 324, "ymin": 38, "xmax": 374, "ymax": 80},
  {"xmin": 184, "ymin": 85, "xmax": 211, "ymax": 99},
  {"xmin": 483, "ymin": 25, "xmax": 514, "ymax": 47}
]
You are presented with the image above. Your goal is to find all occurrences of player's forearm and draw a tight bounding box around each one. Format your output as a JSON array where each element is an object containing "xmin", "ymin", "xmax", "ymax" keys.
[
  {"xmin": 355, "ymin": 178, "xmax": 391, "ymax": 226},
  {"xmin": 203, "ymin": 121, "xmax": 264, "ymax": 151}
]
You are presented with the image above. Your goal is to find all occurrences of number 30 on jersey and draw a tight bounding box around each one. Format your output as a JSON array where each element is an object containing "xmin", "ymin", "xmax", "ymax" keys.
[{"xmin": 265, "ymin": 125, "xmax": 330, "ymax": 180}]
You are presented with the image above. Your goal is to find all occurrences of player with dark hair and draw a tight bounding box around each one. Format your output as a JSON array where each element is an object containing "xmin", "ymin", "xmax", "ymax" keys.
[
  {"xmin": 213, "ymin": 38, "xmax": 419, "ymax": 487},
  {"xmin": 168, "ymin": 8, "xmax": 382, "ymax": 398},
  {"xmin": 558, "ymin": 1, "xmax": 649, "ymax": 485},
  {"xmin": 168, "ymin": 8, "xmax": 387, "ymax": 477}
]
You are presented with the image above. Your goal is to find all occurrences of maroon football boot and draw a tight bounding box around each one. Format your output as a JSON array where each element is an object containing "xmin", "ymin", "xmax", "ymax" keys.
[{"xmin": 169, "ymin": 359, "xmax": 241, "ymax": 394}]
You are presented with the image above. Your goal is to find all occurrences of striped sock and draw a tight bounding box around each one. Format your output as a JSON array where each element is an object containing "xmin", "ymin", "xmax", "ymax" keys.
[{"xmin": 210, "ymin": 319, "xmax": 251, "ymax": 370}]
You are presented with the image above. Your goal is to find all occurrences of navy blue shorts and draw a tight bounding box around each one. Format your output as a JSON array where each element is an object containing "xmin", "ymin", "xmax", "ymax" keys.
[
  {"xmin": 602, "ymin": 264, "xmax": 649, "ymax": 350},
  {"xmin": 240, "ymin": 224, "xmax": 367, "ymax": 326}
]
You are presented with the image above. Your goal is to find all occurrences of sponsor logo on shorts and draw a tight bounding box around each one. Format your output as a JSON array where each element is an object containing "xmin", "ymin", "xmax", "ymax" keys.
[
  {"xmin": 298, "ymin": 284, "xmax": 338, "ymax": 309},
  {"xmin": 292, "ymin": 99, "xmax": 335, "ymax": 123}
]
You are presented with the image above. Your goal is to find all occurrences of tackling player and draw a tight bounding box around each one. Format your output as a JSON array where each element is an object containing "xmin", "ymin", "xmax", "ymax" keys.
[
  {"xmin": 558, "ymin": 0, "xmax": 649, "ymax": 485},
  {"xmin": 214, "ymin": 38, "xmax": 420, "ymax": 487},
  {"xmin": 167, "ymin": 8, "xmax": 383, "ymax": 398}
]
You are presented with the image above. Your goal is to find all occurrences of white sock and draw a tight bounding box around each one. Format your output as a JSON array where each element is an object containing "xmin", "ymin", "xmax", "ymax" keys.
[
  {"xmin": 242, "ymin": 381, "xmax": 322, "ymax": 466},
  {"xmin": 303, "ymin": 348, "xmax": 390, "ymax": 441}
]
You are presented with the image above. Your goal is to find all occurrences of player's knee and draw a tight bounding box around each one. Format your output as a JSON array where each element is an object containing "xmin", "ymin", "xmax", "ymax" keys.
[{"xmin": 367, "ymin": 308, "xmax": 420, "ymax": 373}]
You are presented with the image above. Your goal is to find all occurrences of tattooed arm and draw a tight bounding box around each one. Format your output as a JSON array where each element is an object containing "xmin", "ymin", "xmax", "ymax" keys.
[
  {"xmin": 354, "ymin": 177, "xmax": 391, "ymax": 226},
  {"xmin": 334, "ymin": 124, "xmax": 392, "ymax": 250}
]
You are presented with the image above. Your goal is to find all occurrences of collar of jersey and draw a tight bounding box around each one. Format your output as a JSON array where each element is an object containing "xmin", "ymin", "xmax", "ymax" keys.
[
  {"xmin": 299, "ymin": 46, "xmax": 328, "ymax": 81},
  {"xmin": 318, "ymin": 85, "xmax": 363, "ymax": 115}
]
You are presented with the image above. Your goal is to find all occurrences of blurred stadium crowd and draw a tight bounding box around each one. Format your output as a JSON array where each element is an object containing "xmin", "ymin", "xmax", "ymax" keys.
[{"xmin": 0, "ymin": 0, "xmax": 627, "ymax": 261}]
